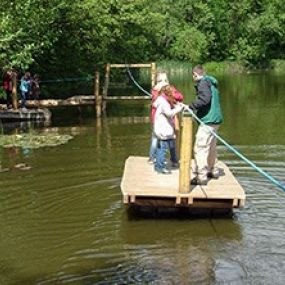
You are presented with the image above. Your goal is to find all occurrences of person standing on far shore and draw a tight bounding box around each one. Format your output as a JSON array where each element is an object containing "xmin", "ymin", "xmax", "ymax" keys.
[
  {"xmin": 2, "ymin": 69, "xmax": 13, "ymax": 109},
  {"xmin": 20, "ymin": 72, "xmax": 31, "ymax": 109},
  {"xmin": 31, "ymin": 74, "xmax": 40, "ymax": 107}
]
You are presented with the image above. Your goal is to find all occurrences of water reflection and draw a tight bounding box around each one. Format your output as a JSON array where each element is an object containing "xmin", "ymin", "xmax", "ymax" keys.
[{"xmin": 0, "ymin": 120, "xmax": 51, "ymax": 135}]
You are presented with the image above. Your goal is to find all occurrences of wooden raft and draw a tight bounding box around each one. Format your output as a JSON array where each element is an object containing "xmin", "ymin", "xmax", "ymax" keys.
[{"xmin": 121, "ymin": 156, "xmax": 246, "ymax": 209}]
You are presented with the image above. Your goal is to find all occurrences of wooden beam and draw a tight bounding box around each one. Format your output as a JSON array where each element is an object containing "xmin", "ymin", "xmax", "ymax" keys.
[
  {"xmin": 151, "ymin": 62, "xmax": 156, "ymax": 87},
  {"xmin": 102, "ymin": 96, "xmax": 150, "ymax": 100},
  {"xmin": 123, "ymin": 195, "xmax": 129, "ymax": 204},
  {"xmin": 125, "ymin": 197, "xmax": 234, "ymax": 208},
  {"xmin": 102, "ymin": 63, "xmax": 110, "ymax": 112},
  {"xmin": 110, "ymin": 64, "xmax": 152, "ymax": 68},
  {"xmin": 233, "ymin": 199, "xmax": 239, "ymax": 207},
  {"xmin": 179, "ymin": 115, "xmax": 193, "ymax": 194},
  {"xmin": 94, "ymin": 71, "xmax": 102, "ymax": 117},
  {"xmin": 239, "ymin": 199, "xmax": 245, "ymax": 208}
]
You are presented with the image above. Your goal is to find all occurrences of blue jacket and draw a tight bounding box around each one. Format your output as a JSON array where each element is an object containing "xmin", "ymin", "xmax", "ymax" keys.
[{"xmin": 20, "ymin": 77, "xmax": 31, "ymax": 93}]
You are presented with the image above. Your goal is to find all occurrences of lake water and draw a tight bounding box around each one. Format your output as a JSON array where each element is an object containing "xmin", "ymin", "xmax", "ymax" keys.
[{"xmin": 0, "ymin": 72, "xmax": 285, "ymax": 284}]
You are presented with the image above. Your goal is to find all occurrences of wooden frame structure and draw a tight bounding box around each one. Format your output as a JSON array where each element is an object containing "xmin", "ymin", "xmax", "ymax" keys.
[{"xmin": 101, "ymin": 63, "xmax": 156, "ymax": 113}]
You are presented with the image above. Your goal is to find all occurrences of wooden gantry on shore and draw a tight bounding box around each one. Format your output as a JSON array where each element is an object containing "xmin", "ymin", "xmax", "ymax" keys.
[
  {"xmin": 0, "ymin": 63, "xmax": 155, "ymax": 119},
  {"xmin": 121, "ymin": 116, "xmax": 246, "ymax": 209}
]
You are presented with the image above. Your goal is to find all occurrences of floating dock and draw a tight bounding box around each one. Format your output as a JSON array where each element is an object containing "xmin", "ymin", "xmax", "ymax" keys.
[
  {"xmin": 0, "ymin": 108, "xmax": 51, "ymax": 122},
  {"xmin": 121, "ymin": 156, "xmax": 246, "ymax": 209}
]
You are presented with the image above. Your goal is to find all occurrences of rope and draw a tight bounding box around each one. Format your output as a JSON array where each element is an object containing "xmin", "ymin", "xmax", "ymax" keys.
[
  {"xmin": 14, "ymin": 76, "xmax": 94, "ymax": 84},
  {"xmin": 125, "ymin": 65, "xmax": 152, "ymax": 97},
  {"xmin": 125, "ymin": 64, "xmax": 285, "ymax": 192},
  {"xmin": 40, "ymin": 76, "xmax": 94, "ymax": 84}
]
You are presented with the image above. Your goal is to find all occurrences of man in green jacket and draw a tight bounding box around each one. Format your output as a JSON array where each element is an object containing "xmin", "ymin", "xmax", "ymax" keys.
[{"xmin": 189, "ymin": 65, "xmax": 223, "ymax": 185}]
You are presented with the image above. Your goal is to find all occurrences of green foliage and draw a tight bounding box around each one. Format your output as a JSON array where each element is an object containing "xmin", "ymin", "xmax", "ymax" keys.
[
  {"xmin": 270, "ymin": 59, "xmax": 285, "ymax": 73},
  {"xmin": 204, "ymin": 61, "xmax": 246, "ymax": 75},
  {"xmin": 1, "ymin": 0, "xmax": 285, "ymax": 76},
  {"xmin": 0, "ymin": 0, "xmax": 64, "ymax": 70},
  {"xmin": 169, "ymin": 27, "xmax": 208, "ymax": 63}
]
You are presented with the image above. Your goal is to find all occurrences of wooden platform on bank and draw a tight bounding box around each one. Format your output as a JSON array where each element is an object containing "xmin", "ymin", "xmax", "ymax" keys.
[{"xmin": 121, "ymin": 156, "xmax": 246, "ymax": 209}]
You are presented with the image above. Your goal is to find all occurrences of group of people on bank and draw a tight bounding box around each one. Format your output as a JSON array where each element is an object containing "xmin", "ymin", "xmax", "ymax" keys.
[
  {"xmin": 1, "ymin": 70, "xmax": 40, "ymax": 109},
  {"xmin": 149, "ymin": 64, "xmax": 223, "ymax": 186}
]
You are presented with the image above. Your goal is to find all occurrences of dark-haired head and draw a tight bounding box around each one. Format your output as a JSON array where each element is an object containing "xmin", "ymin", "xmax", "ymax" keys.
[{"xmin": 192, "ymin": 65, "xmax": 205, "ymax": 76}]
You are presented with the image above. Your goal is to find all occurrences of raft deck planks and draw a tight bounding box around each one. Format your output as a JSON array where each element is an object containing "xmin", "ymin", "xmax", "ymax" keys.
[{"xmin": 121, "ymin": 156, "xmax": 246, "ymax": 208}]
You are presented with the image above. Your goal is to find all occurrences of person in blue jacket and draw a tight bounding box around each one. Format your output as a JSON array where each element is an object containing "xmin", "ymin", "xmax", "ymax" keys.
[
  {"xmin": 20, "ymin": 72, "xmax": 31, "ymax": 109},
  {"xmin": 189, "ymin": 65, "xmax": 223, "ymax": 185}
]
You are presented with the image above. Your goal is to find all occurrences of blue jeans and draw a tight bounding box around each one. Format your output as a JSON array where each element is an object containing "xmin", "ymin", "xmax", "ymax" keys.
[
  {"xmin": 149, "ymin": 132, "xmax": 158, "ymax": 160},
  {"xmin": 155, "ymin": 139, "xmax": 178, "ymax": 170},
  {"xmin": 20, "ymin": 91, "xmax": 28, "ymax": 108}
]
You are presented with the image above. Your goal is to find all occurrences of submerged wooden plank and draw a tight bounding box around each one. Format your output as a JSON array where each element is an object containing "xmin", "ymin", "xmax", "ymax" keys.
[
  {"xmin": 103, "ymin": 96, "xmax": 150, "ymax": 100},
  {"xmin": 121, "ymin": 156, "xmax": 246, "ymax": 209},
  {"xmin": 0, "ymin": 108, "xmax": 51, "ymax": 121},
  {"xmin": 110, "ymin": 64, "xmax": 152, "ymax": 68}
]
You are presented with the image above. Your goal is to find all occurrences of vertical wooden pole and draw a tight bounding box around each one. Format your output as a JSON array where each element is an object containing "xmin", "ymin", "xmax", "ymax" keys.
[
  {"xmin": 179, "ymin": 114, "xmax": 193, "ymax": 194},
  {"xmin": 175, "ymin": 113, "xmax": 181, "ymax": 160},
  {"xmin": 94, "ymin": 71, "xmax": 102, "ymax": 117},
  {"xmin": 151, "ymin": 62, "xmax": 156, "ymax": 87},
  {"xmin": 11, "ymin": 71, "xmax": 18, "ymax": 110},
  {"xmin": 102, "ymin": 63, "xmax": 110, "ymax": 112}
]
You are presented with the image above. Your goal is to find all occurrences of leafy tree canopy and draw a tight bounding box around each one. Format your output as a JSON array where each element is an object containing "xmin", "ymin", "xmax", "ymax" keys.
[{"xmin": 1, "ymin": 0, "xmax": 285, "ymax": 75}]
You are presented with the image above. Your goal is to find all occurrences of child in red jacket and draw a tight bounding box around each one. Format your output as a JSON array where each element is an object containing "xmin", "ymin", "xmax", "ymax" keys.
[{"xmin": 148, "ymin": 71, "xmax": 184, "ymax": 166}]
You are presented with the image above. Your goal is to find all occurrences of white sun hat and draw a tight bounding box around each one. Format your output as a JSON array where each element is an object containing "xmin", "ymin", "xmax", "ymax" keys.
[
  {"xmin": 153, "ymin": 81, "xmax": 169, "ymax": 91},
  {"xmin": 156, "ymin": 72, "xmax": 169, "ymax": 83}
]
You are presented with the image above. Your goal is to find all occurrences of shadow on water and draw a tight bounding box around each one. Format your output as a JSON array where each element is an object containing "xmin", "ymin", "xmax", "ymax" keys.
[{"xmin": 127, "ymin": 205, "xmax": 233, "ymax": 220}]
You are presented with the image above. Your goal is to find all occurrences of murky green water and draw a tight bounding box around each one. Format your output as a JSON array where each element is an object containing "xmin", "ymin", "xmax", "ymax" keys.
[{"xmin": 0, "ymin": 72, "xmax": 285, "ymax": 284}]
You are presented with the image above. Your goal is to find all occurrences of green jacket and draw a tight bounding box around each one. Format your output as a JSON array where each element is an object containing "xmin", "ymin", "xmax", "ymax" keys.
[{"xmin": 189, "ymin": 75, "xmax": 223, "ymax": 124}]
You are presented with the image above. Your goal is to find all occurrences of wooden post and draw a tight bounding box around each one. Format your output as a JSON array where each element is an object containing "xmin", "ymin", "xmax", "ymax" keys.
[
  {"xmin": 102, "ymin": 63, "xmax": 110, "ymax": 112},
  {"xmin": 94, "ymin": 71, "xmax": 102, "ymax": 117},
  {"xmin": 179, "ymin": 114, "xmax": 193, "ymax": 194},
  {"xmin": 175, "ymin": 113, "xmax": 181, "ymax": 159},
  {"xmin": 11, "ymin": 72, "xmax": 18, "ymax": 109},
  {"xmin": 151, "ymin": 62, "xmax": 156, "ymax": 87}
]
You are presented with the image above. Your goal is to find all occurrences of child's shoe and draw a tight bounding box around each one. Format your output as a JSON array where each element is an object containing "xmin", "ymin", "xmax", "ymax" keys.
[{"xmin": 155, "ymin": 167, "xmax": 171, "ymax": 174}]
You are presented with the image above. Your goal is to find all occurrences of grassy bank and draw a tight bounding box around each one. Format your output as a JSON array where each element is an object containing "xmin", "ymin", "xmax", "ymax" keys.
[
  {"xmin": 154, "ymin": 60, "xmax": 246, "ymax": 76},
  {"xmin": 156, "ymin": 59, "xmax": 285, "ymax": 75},
  {"xmin": 140, "ymin": 60, "xmax": 246, "ymax": 83},
  {"xmin": 270, "ymin": 60, "xmax": 285, "ymax": 73}
]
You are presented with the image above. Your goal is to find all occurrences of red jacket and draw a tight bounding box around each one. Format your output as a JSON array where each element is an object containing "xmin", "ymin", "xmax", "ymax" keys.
[
  {"xmin": 151, "ymin": 86, "xmax": 184, "ymax": 124},
  {"xmin": 2, "ymin": 74, "xmax": 12, "ymax": 91}
]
